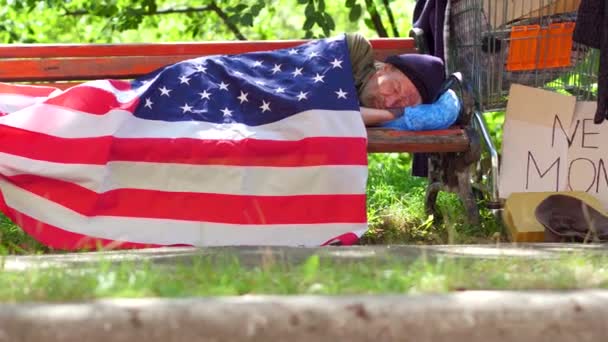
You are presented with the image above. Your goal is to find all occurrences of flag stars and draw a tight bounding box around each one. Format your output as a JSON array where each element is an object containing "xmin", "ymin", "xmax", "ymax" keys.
[
  {"xmin": 288, "ymin": 49, "xmax": 298, "ymax": 55},
  {"xmin": 253, "ymin": 60, "xmax": 263, "ymax": 68},
  {"xmin": 308, "ymin": 51, "xmax": 319, "ymax": 58},
  {"xmin": 159, "ymin": 86, "xmax": 172, "ymax": 97},
  {"xmin": 180, "ymin": 103, "xmax": 193, "ymax": 113},
  {"xmin": 144, "ymin": 98, "xmax": 153, "ymax": 109},
  {"xmin": 195, "ymin": 65, "xmax": 207, "ymax": 73},
  {"xmin": 238, "ymin": 91, "xmax": 249, "ymax": 104},
  {"xmin": 292, "ymin": 67, "xmax": 303, "ymax": 77},
  {"xmin": 179, "ymin": 75, "xmax": 191, "ymax": 85},
  {"xmin": 218, "ymin": 82, "xmax": 229, "ymax": 91},
  {"xmin": 260, "ymin": 100, "xmax": 271, "ymax": 113},
  {"xmin": 297, "ymin": 91, "xmax": 309, "ymax": 101},
  {"xmin": 330, "ymin": 58, "xmax": 344, "ymax": 69},
  {"xmin": 199, "ymin": 90, "xmax": 211, "ymax": 100},
  {"xmin": 313, "ymin": 73, "xmax": 325, "ymax": 83},
  {"xmin": 221, "ymin": 107, "xmax": 233, "ymax": 117},
  {"xmin": 335, "ymin": 88, "xmax": 348, "ymax": 99},
  {"xmin": 275, "ymin": 87, "xmax": 285, "ymax": 94},
  {"xmin": 271, "ymin": 64, "xmax": 282, "ymax": 74},
  {"xmin": 255, "ymin": 80, "xmax": 266, "ymax": 86}
]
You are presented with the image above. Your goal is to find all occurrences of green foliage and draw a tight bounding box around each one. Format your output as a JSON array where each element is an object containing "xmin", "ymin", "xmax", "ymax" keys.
[{"xmin": 0, "ymin": 0, "xmax": 414, "ymax": 43}]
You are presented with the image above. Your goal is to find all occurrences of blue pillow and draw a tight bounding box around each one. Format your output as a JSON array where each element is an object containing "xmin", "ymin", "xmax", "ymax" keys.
[{"xmin": 380, "ymin": 89, "xmax": 460, "ymax": 131}]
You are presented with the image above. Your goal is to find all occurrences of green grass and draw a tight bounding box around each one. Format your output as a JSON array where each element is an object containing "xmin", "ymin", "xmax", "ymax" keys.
[
  {"xmin": 0, "ymin": 253, "xmax": 607, "ymax": 302},
  {"xmin": 362, "ymin": 152, "xmax": 502, "ymax": 245}
]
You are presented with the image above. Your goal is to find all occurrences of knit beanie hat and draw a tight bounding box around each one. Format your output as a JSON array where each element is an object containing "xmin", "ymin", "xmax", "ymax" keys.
[{"xmin": 385, "ymin": 54, "xmax": 446, "ymax": 104}]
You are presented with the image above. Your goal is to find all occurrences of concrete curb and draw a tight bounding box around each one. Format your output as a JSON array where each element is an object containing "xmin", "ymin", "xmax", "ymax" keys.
[{"xmin": 1, "ymin": 291, "xmax": 607, "ymax": 342}]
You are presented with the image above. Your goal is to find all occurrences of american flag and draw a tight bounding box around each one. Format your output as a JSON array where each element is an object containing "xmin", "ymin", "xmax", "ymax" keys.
[{"xmin": 0, "ymin": 35, "xmax": 368, "ymax": 250}]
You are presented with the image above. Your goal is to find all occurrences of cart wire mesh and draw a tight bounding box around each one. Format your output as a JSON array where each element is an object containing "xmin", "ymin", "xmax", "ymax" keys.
[{"xmin": 448, "ymin": 0, "xmax": 599, "ymax": 112}]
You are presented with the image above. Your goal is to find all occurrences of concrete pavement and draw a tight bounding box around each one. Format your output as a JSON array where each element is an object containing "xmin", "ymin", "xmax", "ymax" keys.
[{"xmin": 0, "ymin": 290, "xmax": 606, "ymax": 342}]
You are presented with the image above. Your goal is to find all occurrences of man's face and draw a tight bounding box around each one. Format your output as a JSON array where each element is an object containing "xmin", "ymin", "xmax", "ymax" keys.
[{"xmin": 360, "ymin": 63, "xmax": 422, "ymax": 109}]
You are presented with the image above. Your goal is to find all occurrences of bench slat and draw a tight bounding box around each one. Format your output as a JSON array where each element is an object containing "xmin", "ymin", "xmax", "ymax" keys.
[
  {"xmin": 0, "ymin": 56, "xmax": 200, "ymax": 82},
  {"xmin": 366, "ymin": 128, "xmax": 469, "ymax": 153},
  {"xmin": 0, "ymin": 39, "xmax": 414, "ymax": 82},
  {"xmin": 0, "ymin": 48, "xmax": 411, "ymax": 82},
  {"xmin": 0, "ymin": 39, "xmax": 415, "ymax": 58}
]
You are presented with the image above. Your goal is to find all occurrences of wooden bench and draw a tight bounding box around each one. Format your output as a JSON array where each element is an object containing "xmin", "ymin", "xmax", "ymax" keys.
[{"xmin": 0, "ymin": 38, "xmax": 482, "ymax": 224}]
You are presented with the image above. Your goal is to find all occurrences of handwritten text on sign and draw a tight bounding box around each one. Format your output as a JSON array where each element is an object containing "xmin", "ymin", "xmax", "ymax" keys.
[
  {"xmin": 526, "ymin": 102, "xmax": 605, "ymax": 193},
  {"xmin": 499, "ymin": 85, "xmax": 606, "ymax": 207}
]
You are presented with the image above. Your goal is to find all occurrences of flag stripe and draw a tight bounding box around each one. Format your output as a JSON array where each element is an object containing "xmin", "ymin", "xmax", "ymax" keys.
[
  {"xmin": 0, "ymin": 179, "xmax": 367, "ymax": 247},
  {"xmin": 0, "ymin": 106, "xmax": 365, "ymax": 140},
  {"xmin": 0, "ymin": 153, "xmax": 367, "ymax": 195},
  {"xmin": 0, "ymin": 126, "xmax": 367, "ymax": 166},
  {"xmin": 1, "ymin": 207, "xmax": 165, "ymax": 250},
  {"xmin": 5, "ymin": 174, "xmax": 367, "ymax": 224},
  {"xmin": 44, "ymin": 84, "xmax": 140, "ymax": 114},
  {"xmin": 0, "ymin": 94, "xmax": 47, "ymax": 114},
  {"xmin": 0, "ymin": 83, "xmax": 58, "ymax": 97}
]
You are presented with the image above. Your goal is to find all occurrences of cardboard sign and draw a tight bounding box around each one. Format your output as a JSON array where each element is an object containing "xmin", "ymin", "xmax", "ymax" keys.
[
  {"xmin": 499, "ymin": 84, "xmax": 606, "ymax": 207},
  {"xmin": 483, "ymin": 0, "xmax": 581, "ymax": 28}
]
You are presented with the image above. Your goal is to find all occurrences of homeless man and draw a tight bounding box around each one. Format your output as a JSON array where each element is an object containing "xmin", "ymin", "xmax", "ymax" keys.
[{"xmin": 345, "ymin": 33, "xmax": 456, "ymax": 128}]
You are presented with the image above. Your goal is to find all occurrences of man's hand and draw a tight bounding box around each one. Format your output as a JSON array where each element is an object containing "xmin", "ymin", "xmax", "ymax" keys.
[{"xmin": 360, "ymin": 107, "xmax": 398, "ymax": 126}]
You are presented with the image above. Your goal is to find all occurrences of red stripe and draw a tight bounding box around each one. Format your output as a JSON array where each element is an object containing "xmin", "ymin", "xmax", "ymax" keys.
[
  {"xmin": 107, "ymin": 79, "xmax": 132, "ymax": 91},
  {"xmin": 0, "ymin": 83, "xmax": 58, "ymax": 97},
  {"xmin": 0, "ymin": 195, "xmax": 171, "ymax": 251},
  {"xmin": 321, "ymin": 232, "xmax": 360, "ymax": 246},
  {"xmin": 0, "ymin": 125, "xmax": 368, "ymax": 166},
  {"xmin": 7, "ymin": 175, "xmax": 368, "ymax": 224},
  {"xmin": 44, "ymin": 85, "xmax": 138, "ymax": 114},
  {"xmin": 0, "ymin": 196, "xmax": 359, "ymax": 252}
]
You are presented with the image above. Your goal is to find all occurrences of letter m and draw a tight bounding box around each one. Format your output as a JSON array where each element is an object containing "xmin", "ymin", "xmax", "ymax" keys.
[{"xmin": 526, "ymin": 152, "xmax": 560, "ymax": 191}]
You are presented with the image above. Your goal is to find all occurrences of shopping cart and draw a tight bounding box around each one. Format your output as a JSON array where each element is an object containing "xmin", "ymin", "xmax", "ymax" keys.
[{"xmin": 446, "ymin": 0, "xmax": 600, "ymax": 209}]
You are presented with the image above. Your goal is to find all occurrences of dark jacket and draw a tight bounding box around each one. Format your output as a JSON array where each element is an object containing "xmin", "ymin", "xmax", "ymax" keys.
[
  {"xmin": 413, "ymin": 0, "xmax": 448, "ymax": 62},
  {"xmin": 411, "ymin": 0, "xmax": 449, "ymax": 177},
  {"xmin": 573, "ymin": 0, "xmax": 608, "ymax": 123}
]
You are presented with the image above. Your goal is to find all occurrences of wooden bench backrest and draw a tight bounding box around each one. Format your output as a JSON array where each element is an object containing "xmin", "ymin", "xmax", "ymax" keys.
[{"xmin": 0, "ymin": 38, "xmax": 416, "ymax": 88}]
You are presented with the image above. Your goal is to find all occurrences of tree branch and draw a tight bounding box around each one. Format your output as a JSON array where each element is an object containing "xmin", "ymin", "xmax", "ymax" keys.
[
  {"xmin": 64, "ymin": 5, "xmax": 214, "ymax": 16},
  {"xmin": 207, "ymin": 2, "xmax": 246, "ymax": 41},
  {"xmin": 64, "ymin": 3, "xmax": 247, "ymax": 41},
  {"xmin": 382, "ymin": 0, "xmax": 399, "ymax": 37},
  {"xmin": 364, "ymin": 0, "xmax": 388, "ymax": 37}
]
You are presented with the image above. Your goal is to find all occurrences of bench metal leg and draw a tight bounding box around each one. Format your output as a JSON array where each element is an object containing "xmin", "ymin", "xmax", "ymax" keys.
[
  {"xmin": 425, "ymin": 146, "xmax": 481, "ymax": 226},
  {"xmin": 425, "ymin": 181, "xmax": 442, "ymax": 219},
  {"xmin": 456, "ymin": 164, "xmax": 480, "ymax": 225}
]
